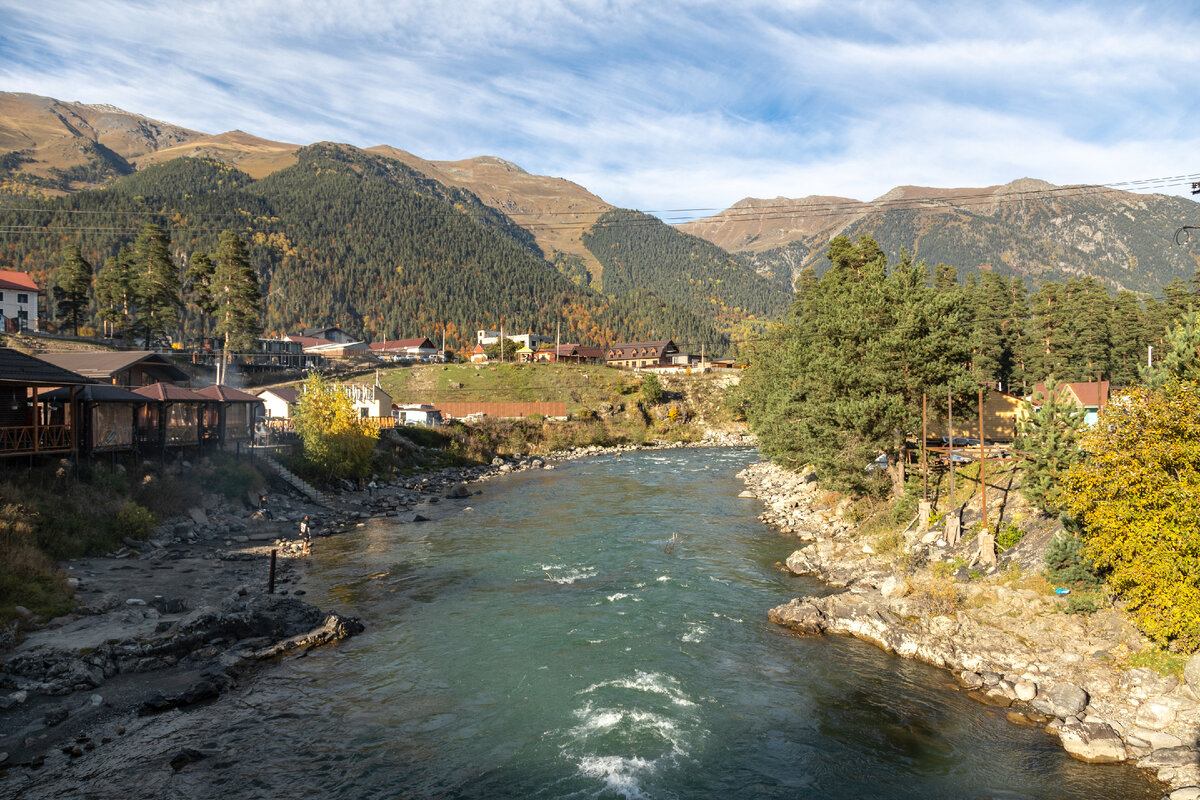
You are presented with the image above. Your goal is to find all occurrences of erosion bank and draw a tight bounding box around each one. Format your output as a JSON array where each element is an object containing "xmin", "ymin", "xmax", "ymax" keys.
[{"xmin": 741, "ymin": 461, "xmax": 1200, "ymax": 796}]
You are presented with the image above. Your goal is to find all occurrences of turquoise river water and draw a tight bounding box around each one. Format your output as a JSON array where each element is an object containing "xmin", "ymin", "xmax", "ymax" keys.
[{"xmin": 134, "ymin": 448, "xmax": 1162, "ymax": 798}]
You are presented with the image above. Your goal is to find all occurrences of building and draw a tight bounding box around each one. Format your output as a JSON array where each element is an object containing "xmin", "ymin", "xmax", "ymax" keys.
[
  {"xmin": 514, "ymin": 345, "xmax": 536, "ymax": 363},
  {"xmin": 342, "ymin": 383, "xmax": 392, "ymax": 418},
  {"xmin": 469, "ymin": 343, "xmax": 488, "ymax": 364},
  {"xmin": 194, "ymin": 385, "xmax": 264, "ymax": 443},
  {"xmin": 301, "ymin": 326, "xmax": 356, "ymax": 344},
  {"xmin": 0, "ymin": 348, "xmax": 94, "ymax": 457},
  {"xmin": 476, "ymin": 329, "xmax": 552, "ymax": 349},
  {"xmin": 533, "ymin": 343, "xmax": 605, "ymax": 365},
  {"xmin": 396, "ymin": 403, "xmax": 443, "ymax": 427},
  {"xmin": 928, "ymin": 391, "xmax": 1029, "ymax": 443},
  {"xmin": 255, "ymin": 386, "xmax": 302, "ymax": 419},
  {"xmin": 1030, "ymin": 381, "xmax": 1110, "ymax": 426},
  {"xmin": 132, "ymin": 383, "xmax": 209, "ymax": 449},
  {"xmin": 605, "ymin": 340, "xmax": 681, "ymax": 369},
  {"xmin": 369, "ymin": 338, "xmax": 438, "ymax": 359},
  {"xmin": 41, "ymin": 384, "xmax": 149, "ymax": 454},
  {"xmin": 36, "ymin": 351, "xmax": 191, "ymax": 388},
  {"xmin": 0, "ymin": 270, "xmax": 40, "ymax": 333}
]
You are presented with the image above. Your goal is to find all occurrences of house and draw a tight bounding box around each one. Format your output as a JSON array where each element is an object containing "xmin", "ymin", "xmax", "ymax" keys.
[
  {"xmin": 469, "ymin": 343, "xmax": 489, "ymax": 364},
  {"xmin": 0, "ymin": 348, "xmax": 94, "ymax": 457},
  {"xmin": 928, "ymin": 391, "xmax": 1029, "ymax": 443},
  {"xmin": 194, "ymin": 385, "xmax": 264, "ymax": 443},
  {"xmin": 534, "ymin": 343, "xmax": 605, "ymax": 364},
  {"xmin": 342, "ymin": 383, "xmax": 392, "ymax": 418},
  {"xmin": 370, "ymin": 338, "xmax": 438, "ymax": 359},
  {"xmin": 515, "ymin": 345, "xmax": 536, "ymax": 363},
  {"xmin": 132, "ymin": 383, "xmax": 209, "ymax": 448},
  {"xmin": 41, "ymin": 384, "xmax": 149, "ymax": 454},
  {"xmin": 36, "ymin": 351, "xmax": 191, "ymax": 388},
  {"xmin": 1030, "ymin": 381, "xmax": 1111, "ymax": 426},
  {"xmin": 286, "ymin": 334, "xmax": 372, "ymax": 359},
  {"xmin": 255, "ymin": 386, "xmax": 301, "ymax": 419},
  {"xmin": 396, "ymin": 403, "xmax": 443, "ymax": 427},
  {"xmin": 476, "ymin": 329, "xmax": 552, "ymax": 349},
  {"xmin": 0, "ymin": 270, "xmax": 40, "ymax": 333},
  {"xmin": 605, "ymin": 340, "xmax": 681, "ymax": 369}
]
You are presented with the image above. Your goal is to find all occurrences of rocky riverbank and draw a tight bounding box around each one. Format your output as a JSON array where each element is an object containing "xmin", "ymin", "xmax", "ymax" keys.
[
  {"xmin": 0, "ymin": 434, "xmax": 751, "ymax": 788},
  {"xmin": 741, "ymin": 460, "xmax": 1200, "ymax": 798}
]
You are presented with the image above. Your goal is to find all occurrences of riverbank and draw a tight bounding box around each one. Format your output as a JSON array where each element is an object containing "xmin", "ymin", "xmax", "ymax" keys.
[
  {"xmin": 0, "ymin": 434, "xmax": 751, "ymax": 787},
  {"xmin": 741, "ymin": 460, "xmax": 1200, "ymax": 797}
]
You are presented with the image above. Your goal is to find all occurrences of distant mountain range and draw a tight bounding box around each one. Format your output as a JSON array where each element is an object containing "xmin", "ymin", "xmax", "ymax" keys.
[
  {"xmin": 679, "ymin": 180, "xmax": 1200, "ymax": 295},
  {"xmin": 2, "ymin": 89, "xmax": 1198, "ymax": 344}
]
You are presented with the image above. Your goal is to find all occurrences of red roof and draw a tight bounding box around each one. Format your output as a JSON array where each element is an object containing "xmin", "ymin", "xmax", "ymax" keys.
[
  {"xmin": 370, "ymin": 338, "xmax": 434, "ymax": 351},
  {"xmin": 194, "ymin": 384, "xmax": 263, "ymax": 403},
  {"xmin": 1031, "ymin": 381, "xmax": 1110, "ymax": 408},
  {"xmin": 133, "ymin": 382, "xmax": 209, "ymax": 402},
  {"xmin": 0, "ymin": 270, "xmax": 38, "ymax": 293}
]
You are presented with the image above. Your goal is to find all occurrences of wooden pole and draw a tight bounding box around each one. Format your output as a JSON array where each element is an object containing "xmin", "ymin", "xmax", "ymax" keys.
[{"xmin": 948, "ymin": 388, "xmax": 955, "ymax": 512}]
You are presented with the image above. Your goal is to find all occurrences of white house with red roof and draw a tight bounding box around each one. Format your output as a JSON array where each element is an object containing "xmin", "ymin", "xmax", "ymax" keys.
[
  {"xmin": 0, "ymin": 270, "xmax": 39, "ymax": 333},
  {"xmin": 369, "ymin": 338, "xmax": 437, "ymax": 359}
]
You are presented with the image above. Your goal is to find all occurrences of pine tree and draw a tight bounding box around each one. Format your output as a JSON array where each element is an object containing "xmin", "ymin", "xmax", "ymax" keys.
[
  {"xmin": 130, "ymin": 223, "xmax": 182, "ymax": 347},
  {"xmin": 1015, "ymin": 379, "xmax": 1085, "ymax": 513},
  {"xmin": 1141, "ymin": 308, "xmax": 1200, "ymax": 387},
  {"xmin": 1108, "ymin": 290, "xmax": 1146, "ymax": 385},
  {"xmin": 211, "ymin": 231, "xmax": 262, "ymax": 354},
  {"xmin": 185, "ymin": 250, "xmax": 217, "ymax": 338},
  {"xmin": 94, "ymin": 246, "xmax": 138, "ymax": 341},
  {"xmin": 52, "ymin": 244, "xmax": 92, "ymax": 335},
  {"xmin": 1063, "ymin": 277, "xmax": 1112, "ymax": 380}
]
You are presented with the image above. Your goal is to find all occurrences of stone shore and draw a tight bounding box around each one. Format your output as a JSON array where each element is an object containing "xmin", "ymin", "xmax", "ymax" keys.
[
  {"xmin": 0, "ymin": 433, "xmax": 750, "ymax": 786},
  {"xmin": 741, "ymin": 460, "xmax": 1200, "ymax": 798}
]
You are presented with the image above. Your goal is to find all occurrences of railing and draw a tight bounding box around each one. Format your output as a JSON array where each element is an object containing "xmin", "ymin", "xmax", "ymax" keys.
[{"xmin": 0, "ymin": 424, "xmax": 73, "ymax": 455}]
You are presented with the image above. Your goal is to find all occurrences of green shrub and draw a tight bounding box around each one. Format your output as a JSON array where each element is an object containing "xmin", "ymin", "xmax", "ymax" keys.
[
  {"xmin": 641, "ymin": 373, "xmax": 664, "ymax": 406},
  {"xmin": 996, "ymin": 522, "xmax": 1025, "ymax": 550},
  {"xmin": 1043, "ymin": 525, "xmax": 1102, "ymax": 587},
  {"xmin": 208, "ymin": 462, "xmax": 264, "ymax": 499}
]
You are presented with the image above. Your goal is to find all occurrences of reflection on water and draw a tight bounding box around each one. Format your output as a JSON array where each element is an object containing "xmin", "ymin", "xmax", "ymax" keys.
[{"xmin": 15, "ymin": 448, "xmax": 1162, "ymax": 799}]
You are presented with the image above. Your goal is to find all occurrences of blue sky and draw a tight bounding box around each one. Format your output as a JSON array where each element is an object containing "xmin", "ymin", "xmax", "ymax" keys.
[{"xmin": 2, "ymin": 0, "xmax": 1198, "ymax": 217}]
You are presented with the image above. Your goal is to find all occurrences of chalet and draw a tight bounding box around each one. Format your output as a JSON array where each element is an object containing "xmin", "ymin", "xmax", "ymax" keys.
[
  {"xmin": 41, "ymin": 384, "xmax": 149, "ymax": 454},
  {"xmin": 0, "ymin": 270, "xmax": 39, "ymax": 333},
  {"xmin": 1030, "ymin": 381, "xmax": 1110, "ymax": 426},
  {"xmin": 255, "ymin": 387, "xmax": 301, "ymax": 419},
  {"xmin": 605, "ymin": 340, "xmax": 681, "ymax": 369},
  {"xmin": 36, "ymin": 351, "xmax": 191, "ymax": 388},
  {"xmin": 534, "ymin": 343, "xmax": 605, "ymax": 365},
  {"xmin": 396, "ymin": 403, "xmax": 443, "ymax": 427},
  {"xmin": 470, "ymin": 343, "xmax": 489, "ymax": 364},
  {"xmin": 133, "ymin": 383, "xmax": 208, "ymax": 449},
  {"xmin": 194, "ymin": 385, "xmax": 264, "ymax": 443},
  {"xmin": 370, "ymin": 338, "xmax": 438, "ymax": 359},
  {"xmin": 929, "ymin": 391, "xmax": 1029, "ymax": 443},
  {"xmin": 0, "ymin": 348, "xmax": 94, "ymax": 457}
]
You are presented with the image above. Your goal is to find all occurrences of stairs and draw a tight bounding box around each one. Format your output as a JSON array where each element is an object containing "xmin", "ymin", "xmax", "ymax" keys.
[{"xmin": 259, "ymin": 455, "xmax": 334, "ymax": 507}]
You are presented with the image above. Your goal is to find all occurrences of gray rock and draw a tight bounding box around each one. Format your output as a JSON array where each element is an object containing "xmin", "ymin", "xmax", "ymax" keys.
[
  {"xmin": 1136, "ymin": 698, "xmax": 1178, "ymax": 730},
  {"xmin": 1032, "ymin": 682, "xmax": 1088, "ymax": 718},
  {"xmin": 187, "ymin": 507, "xmax": 209, "ymax": 527},
  {"xmin": 1169, "ymin": 788, "xmax": 1200, "ymax": 800},
  {"xmin": 959, "ymin": 671, "xmax": 984, "ymax": 689},
  {"xmin": 1124, "ymin": 666, "xmax": 1180, "ymax": 697},
  {"xmin": 1186, "ymin": 653, "xmax": 1200, "ymax": 694},
  {"xmin": 1014, "ymin": 680, "xmax": 1038, "ymax": 702},
  {"xmin": 1139, "ymin": 746, "xmax": 1200, "ymax": 769},
  {"xmin": 1058, "ymin": 720, "xmax": 1127, "ymax": 763},
  {"xmin": 446, "ymin": 483, "xmax": 470, "ymax": 499}
]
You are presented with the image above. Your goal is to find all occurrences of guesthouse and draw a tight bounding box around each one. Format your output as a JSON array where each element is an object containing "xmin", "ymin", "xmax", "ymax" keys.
[
  {"xmin": 605, "ymin": 340, "xmax": 681, "ymax": 369},
  {"xmin": 0, "ymin": 270, "xmax": 40, "ymax": 333},
  {"xmin": 0, "ymin": 348, "xmax": 94, "ymax": 457}
]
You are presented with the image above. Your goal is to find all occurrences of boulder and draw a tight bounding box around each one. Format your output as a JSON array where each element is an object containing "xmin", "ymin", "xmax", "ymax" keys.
[
  {"xmin": 446, "ymin": 483, "xmax": 471, "ymax": 499},
  {"xmin": 1139, "ymin": 746, "xmax": 1200, "ymax": 769},
  {"xmin": 1136, "ymin": 698, "xmax": 1178, "ymax": 730},
  {"xmin": 1169, "ymin": 788, "xmax": 1200, "ymax": 800},
  {"xmin": 1186, "ymin": 653, "xmax": 1200, "ymax": 694},
  {"xmin": 1013, "ymin": 680, "xmax": 1038, "ymax": 702},
  {"xmin": 767, "ymin": 599, "xmax": 827, "ymax": 635},
  {"xmin": 1031, "ymin": 682, "xmax": 1088, "ymax": 718},
  {"xmin": 879, "ymin": 576, "xmax": 909, "ymax": 599},
  {"xmin": 1058, "ymin": 720, "xmax": 1127, "ymax": 763}
]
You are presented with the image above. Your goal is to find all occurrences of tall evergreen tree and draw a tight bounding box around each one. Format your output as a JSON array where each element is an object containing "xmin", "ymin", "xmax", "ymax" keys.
[
  {"xmin": 1024, "ymin": 282, "xmax": 1072, "ymax": 382},
  {"xmin": 52, "ymin": 244, "xmax": 92, "ymax": 335},
  {"xmin": 1109, "ymin": 290, "xmax": 1146, "ymax": 385},
  {"xmin": 1015, "ymin": 379, "xmax": 1085, "ymax": 514},
  {"xmin": 130, "ymin": 223, "xmax": 182, "ymax": 347},
  {"xmin": 211, "ymin": 230, "xmax": 263, "ymax": 354},
  {"xmin": 184, "ymin": 250, "xmax": 217, "ymax": 338},
  {"xmin": 1141, "ymin": 308, "xmax": 1200, "ymax": 387},
  {"xmin": 94, "ymin": 245, "xmax": 137, "ymax": 341},
  {"xmin": 1063, "ymin": 277, "xmax": 1112, "ymax": 381}
]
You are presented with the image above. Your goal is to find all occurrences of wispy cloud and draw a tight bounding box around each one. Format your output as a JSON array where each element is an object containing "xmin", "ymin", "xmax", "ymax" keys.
[{"xmin": 1, "ymin": 0, "xmax": 1198, "ymax": 214}]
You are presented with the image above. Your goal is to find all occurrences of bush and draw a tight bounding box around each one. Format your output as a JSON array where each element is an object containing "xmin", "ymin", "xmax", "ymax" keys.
[
  {"xmin": 641, "ymin": 373, "xmax": 664, "ymax": 406},
  {"xmin": 208, "ymin": 462, "xmax": 264, "ymax": 499},
  {"xmin": 1043, "ymin": 524, "xmax": 1102, "ymax": 587},
  {"xmin": 996, "ymin": 522, "xmax": 1025, "ymax": 550},
  {"xmin": 1065, "ymin": 380, "xmax": 1200, "ymax": 648}
]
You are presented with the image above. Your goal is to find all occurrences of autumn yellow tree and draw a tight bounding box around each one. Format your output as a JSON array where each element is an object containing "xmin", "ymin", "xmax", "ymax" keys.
[
  {"xmin": 1064, "ymin": 380, "xmax": 1200, "ymax": 649},
  {"xmin": 294, "ymin": 374, "xmax": 378, "ymax": 480}
]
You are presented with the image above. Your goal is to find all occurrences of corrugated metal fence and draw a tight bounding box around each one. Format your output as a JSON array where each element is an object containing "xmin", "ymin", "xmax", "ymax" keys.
[{"xmin": 422, "ymin": 401, "xmax": 568, "ymax": 419}]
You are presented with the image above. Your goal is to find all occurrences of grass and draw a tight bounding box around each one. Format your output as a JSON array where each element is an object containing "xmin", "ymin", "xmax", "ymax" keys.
[{"xmin": 1127, "ymin": 648, "xmax": 1189, "ymax": 678}]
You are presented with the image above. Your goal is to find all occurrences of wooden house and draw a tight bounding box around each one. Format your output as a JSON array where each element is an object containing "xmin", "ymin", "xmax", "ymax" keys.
[
  {"xmin": 534, "ymin": 344, "xmax": 605, "ymax": 364},
  {"xmin": 41, "ymin": 384, "xmax": 149, "ymax": 454},
  {"xmin": 1030, "ymin": 381, "xmax": 1110, "ymax": 426},
  {"xmin": 0, "ymin": 348, "xmax": 94, "ymax": 457},
  {"xmin": 133, "ymin": 383, "xmax": 208, "ymax": 450},
  {"xmin": 928, "ymin": 391, "xmax": 1029, "ymax": 443},
  {"xmin": 36, "ymin": 351, "xmax": 190, "ymax": 388},
  {"xmin": 605, "ymin": 340, "xmax": 680, "ymax": 369}
]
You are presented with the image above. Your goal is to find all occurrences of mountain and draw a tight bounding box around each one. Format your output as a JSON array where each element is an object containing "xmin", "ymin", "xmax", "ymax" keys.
[
  {"xmin": 680, "ymin": 179, "xmax": 1200, "ymax": 295},
  {"xmin": 0, "ymin": 91, "xmax": 203, "ymax": 192}
]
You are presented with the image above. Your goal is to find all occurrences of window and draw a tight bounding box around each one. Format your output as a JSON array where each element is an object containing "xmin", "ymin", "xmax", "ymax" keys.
[{"xmin": 16, "ymin": 293, "xmax": 27, "ymax": 304}]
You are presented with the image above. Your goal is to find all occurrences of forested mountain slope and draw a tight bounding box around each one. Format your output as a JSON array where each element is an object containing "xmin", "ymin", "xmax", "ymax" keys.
[{"xmin": 0, "ymin": 146, "xmax": 733, "ymax": 353}]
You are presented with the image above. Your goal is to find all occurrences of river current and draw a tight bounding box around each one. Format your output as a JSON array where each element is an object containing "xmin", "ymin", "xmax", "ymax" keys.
[{"xmin": 88, "ymin": 448, "xmax": 1163, "ymax": 798}]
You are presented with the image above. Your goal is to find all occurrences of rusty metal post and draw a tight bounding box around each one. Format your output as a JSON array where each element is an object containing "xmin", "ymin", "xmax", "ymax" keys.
[
  {"xmin": 979, "ymin": 388, "xmax": 986, "ymax": 532},
  {"xmin": 948, "ymin": 388, "xmax": 955, "ymax": 513},
  {"xmin": 922, "ymin": 392, "xmax": 928, "ymax": 502},
  {"xmin": 268, "ymin": 549, "xmax": 277, "ymax": 594}
]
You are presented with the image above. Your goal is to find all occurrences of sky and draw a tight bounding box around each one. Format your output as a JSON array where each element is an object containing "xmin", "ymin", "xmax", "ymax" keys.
[{"xmin": 2, "ymin": 0, "xmax": 1198, "ymax": 219}]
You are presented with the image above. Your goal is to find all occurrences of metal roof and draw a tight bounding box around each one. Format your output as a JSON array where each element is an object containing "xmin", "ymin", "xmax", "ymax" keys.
[
  {"xmin": 0, "ymin": 348, "xmax": 96, "ymax": 386},
  {"xmin": 194, "ymin": 384, "xmax": 263, "ymax": 403},
  {"xmin": 35, "ymin": 351, "xmax": 190, "ymax": 382},
  {"xmin": 133, "ymin": 383, "xmax": 209, "ymax": 402},
  {"xmin": 41, "ymin": 384, "xmax": 149, "ymax": 403}
]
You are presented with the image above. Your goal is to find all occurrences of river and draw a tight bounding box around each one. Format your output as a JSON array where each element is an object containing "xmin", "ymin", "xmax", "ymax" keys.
[{"xmin": 52, "ymin": 447, "xmax": 1164, "ymax": 798}]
